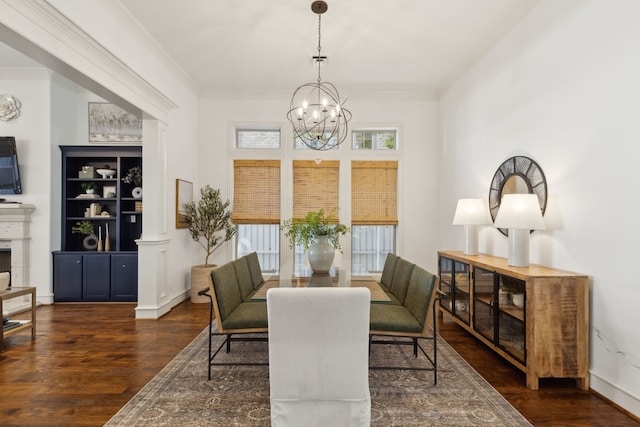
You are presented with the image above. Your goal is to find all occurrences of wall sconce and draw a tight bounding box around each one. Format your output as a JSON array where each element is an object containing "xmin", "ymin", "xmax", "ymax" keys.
[
  {"xmin": 493, "ymin": 193, "xmax": 545, "ymax": 267},
  {"xmin": 452, "ymin": 198, "xmax": 491, "ymax": 255}
]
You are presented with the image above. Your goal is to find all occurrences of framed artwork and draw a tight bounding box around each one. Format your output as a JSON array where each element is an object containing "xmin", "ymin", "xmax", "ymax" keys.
[
  {"xmin": 176, "ymin": 179, "xmax": 193, "ymax": 229},
  {"xmin": 88, "ymin": 102, "xmax": 142, "ymax": 142}
]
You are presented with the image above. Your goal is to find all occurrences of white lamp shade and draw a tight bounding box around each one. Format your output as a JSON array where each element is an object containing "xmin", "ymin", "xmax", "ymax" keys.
[
  {"xmin": 494, "ymin": 194, "xmax": 545, "ymax": 230},
  {"xmin": 452, "ymin": 199, "xmax": 492, "ymax": 225}
]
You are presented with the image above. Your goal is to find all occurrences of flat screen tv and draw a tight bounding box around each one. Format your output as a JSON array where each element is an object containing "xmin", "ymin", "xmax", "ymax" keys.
[{"xmin": 0, "ymin": 137, "xmax": 22, "ymax": 194}]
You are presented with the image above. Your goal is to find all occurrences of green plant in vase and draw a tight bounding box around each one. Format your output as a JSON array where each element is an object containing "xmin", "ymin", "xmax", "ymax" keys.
[
  {"xmin": 282, "ymin": 208, "xmax": 349, "ymax": 252},
  {"xmin": 183, "ymin": 185, "xmax": 236, "ymax": 303},
  {"xmin": 81, "ymin": 182, "xmax": 95, "ymax": 194},
  {"xmin": 183, "ymin": 185, "xmax": 236, "ymax": 266},
  {"xmin": 72, "ymin": 220, "xmax": 94, "ymax": 236},
  {"xmin": 282, "ymin": 208, "xmax": 349, "ymax": 274}
]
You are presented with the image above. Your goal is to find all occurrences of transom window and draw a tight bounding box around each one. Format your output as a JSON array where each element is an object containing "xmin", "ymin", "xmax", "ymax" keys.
[
  {"xmin": 352, "ymin": 129, "xmax": 397, "ymax": 150},
  {"xmin": 236, "ymin": 129, "xmax": 280, "ymax": 149}
]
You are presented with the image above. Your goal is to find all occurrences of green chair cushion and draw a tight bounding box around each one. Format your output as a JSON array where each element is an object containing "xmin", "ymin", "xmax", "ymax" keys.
[
  {"xmin": 246, "ymin": 252, "xmax": 265, "ymax": 290},
  {"xmin": 405, "ymin": 266, "xmax": 436, "ymax": 327},
  {"xmin": 232, "ymin": 257, "xmax": 254, "ymax": 301},
  {"xmin": 369, "ymin": 304, "xmax": 423, "ymax": 334},
  {"xmin": 379, "ymin": 253, "xmax": 398, "ymax": 290},
  {"xmin": 389, "ymin": 258, "xmax": 415, "ymax": 305},
  {"xmin": 210, "ymin": 263, "xmax": 242, "ymax": 321},
  {"xmin": 221, "ymin": 301, "xmax": 268, "ymax": 330}
]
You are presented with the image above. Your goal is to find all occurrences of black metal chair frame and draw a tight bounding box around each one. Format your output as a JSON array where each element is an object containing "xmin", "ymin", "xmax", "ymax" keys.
[
  {"xmin": 369, "ymin": 293, "xmax": 447, "ymax": 385},
  {"xmin": 199, "ymin": 290, "xmax": 268, "ymax": 380}
]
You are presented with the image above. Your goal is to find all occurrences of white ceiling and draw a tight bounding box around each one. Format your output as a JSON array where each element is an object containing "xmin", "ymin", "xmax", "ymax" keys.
[{"xmin": 1, "ymin": 0, "xmax": 539, "ymax": 98}]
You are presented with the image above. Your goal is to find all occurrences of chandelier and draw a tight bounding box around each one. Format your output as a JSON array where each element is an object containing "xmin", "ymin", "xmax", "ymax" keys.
[{"xmin": 287, "ymin": 1, "xmax": 352, "ymax": 151}]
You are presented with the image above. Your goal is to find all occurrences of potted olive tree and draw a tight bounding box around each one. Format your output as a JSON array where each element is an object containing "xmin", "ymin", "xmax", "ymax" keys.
[
  {"xmin": 183, "ymin": 185, "xmax": 236, "ymax": 302},
  {"xmin": 282, "ymin": 208, "xmax": 349, "ymax": 274}
]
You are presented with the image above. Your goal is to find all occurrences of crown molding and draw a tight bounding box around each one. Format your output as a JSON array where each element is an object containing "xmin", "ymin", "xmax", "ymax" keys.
[{"xmin": 200, "ymin": 87, "xmax": 437, "ymax": 102}]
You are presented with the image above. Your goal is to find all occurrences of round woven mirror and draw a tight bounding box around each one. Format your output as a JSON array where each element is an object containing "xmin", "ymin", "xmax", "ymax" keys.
[{"xmin": 488, "ymin": 156, "xmax": 547, "ymax": 236}]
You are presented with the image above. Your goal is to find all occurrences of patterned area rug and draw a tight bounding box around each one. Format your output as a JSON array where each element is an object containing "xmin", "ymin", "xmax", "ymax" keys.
[{"xmin": 106, "ymin": 322, "xmax": 532, "ymax": 426}]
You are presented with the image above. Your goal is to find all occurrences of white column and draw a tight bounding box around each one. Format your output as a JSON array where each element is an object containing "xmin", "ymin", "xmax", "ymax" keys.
[{"xmin": 135, "ymin": 120, "xmax": 172, "ymax": 319}]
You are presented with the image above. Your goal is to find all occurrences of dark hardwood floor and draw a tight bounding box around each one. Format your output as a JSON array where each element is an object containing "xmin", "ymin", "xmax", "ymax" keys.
[{"xmin": 0, "ymin": 301, "xmax": 638, "ymax": 426}]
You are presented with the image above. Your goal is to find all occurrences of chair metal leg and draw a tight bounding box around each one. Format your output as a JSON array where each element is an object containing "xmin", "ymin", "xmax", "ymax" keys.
[{"xmin": 368, "ymin": 294, "xmax": 446, "ymax": 385}]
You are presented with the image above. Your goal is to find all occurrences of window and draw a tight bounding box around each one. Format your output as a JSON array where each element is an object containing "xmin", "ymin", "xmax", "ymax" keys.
[
  {"xmin": 351, "ymin": 225, "xmax": 396, "ymax": 275},
  {"xmin": 236, "ymin": 224, "xmax": 280, "ymax": 273},
  {"xmin": 292, "ymin": 160, "xmax": 340, "ymax": 275},
  {"xmin": 236, "ymin": 129, "xmax": 280, "ymax": 149},
  {"xmin": 351, "ymin": 161, "xmax": 398, "ymax": 274},
  {"xmin": 352, "ymin": 129, "xmax": 397, "ymax": 150},
  {"xmin": 232, "ymin": 160, "xmax": 281, "ymax": 273}
]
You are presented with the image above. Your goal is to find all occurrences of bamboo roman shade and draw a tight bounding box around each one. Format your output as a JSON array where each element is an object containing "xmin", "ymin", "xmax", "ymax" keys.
[
  {"xmin": 351, "ymin": 160, "xmax": 398, "ymax": 225},
  {"xmin": 293, "ymin": 160, "xmax": 339, "ymax": 221},
  {"xmin": 232, "ymin": 160, "xmax": 280, "ymax": 224}
]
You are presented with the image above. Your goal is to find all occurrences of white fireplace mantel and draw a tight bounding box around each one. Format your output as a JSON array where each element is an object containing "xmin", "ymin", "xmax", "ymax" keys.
[{"xmin": 0, "ymin": 204, "xmax": 35, "ymax": 287}]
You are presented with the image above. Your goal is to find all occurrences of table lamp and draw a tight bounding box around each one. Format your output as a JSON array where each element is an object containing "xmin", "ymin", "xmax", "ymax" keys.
[
  {"xmin": 452, "ymin": 198, "xmax": 491, "ymax": 255},
  {"xmin": 493, "ymin": 193, "xmax": 545, "ymax": 267}
]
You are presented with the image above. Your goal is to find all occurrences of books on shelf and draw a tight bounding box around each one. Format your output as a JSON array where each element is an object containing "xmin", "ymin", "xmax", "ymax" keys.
[
  {"xmin": 76, "ymin": 194, "xmax": 100, "ymax": 199},
  {"xmin": 3, "ymin": 320, "xmax": 22, "ymax": 331}
]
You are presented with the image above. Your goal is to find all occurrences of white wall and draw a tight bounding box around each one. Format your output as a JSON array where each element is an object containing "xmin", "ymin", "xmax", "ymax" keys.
[
  {"xmin": 199, "ymin": 93, "xmax": 439, "ymax": 272},
  {"xmin": 438, "ymin": 0, "xmax": 640, "ymax": 416},
  {"xmin": 0, "ymin": 68, "xmax": 53, "ymax": 302}
]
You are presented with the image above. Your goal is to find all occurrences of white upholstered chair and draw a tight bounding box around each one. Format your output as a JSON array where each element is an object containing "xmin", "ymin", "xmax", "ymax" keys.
[{"xmin": 267, "ymin": 287, "xmax": 371, "ymax": 427}]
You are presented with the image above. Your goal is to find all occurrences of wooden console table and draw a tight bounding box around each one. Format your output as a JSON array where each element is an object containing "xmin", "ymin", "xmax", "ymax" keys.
[
  {"xmin": 1, "ymin": 287, "xmax": 36, "ymax": 349},
  {"xmin": 438, "ymin": 251, "xmax": 589, "ymax": 390}
]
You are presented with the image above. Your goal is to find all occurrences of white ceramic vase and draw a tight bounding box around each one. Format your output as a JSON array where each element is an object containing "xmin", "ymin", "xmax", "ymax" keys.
[
  {"xmin": 511, "ymin": 293, "xmax": 525, "ymax": 308},
  {"xmin": 132, "ymin": 186, "xmax": 142, "ymax": 198},
  {"xmin": 307, "ymin": 236, "xmax": 335, "ymax": 274}
]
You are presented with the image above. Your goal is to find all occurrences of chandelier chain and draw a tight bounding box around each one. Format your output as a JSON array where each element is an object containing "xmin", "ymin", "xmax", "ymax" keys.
[{"xmin": 317, "ymin": 14, "xmax": 322, "ymax": 83}]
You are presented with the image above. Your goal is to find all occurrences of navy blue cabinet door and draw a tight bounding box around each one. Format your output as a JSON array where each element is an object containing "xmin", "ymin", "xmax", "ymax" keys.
[
  {"xmin": 82, "ymin": 254, "xmax": 111, "ymax": 302},
  {"xmin": 110, "ymin": 253, "xmax": 138, "ymax": 302},
  {"xmin": 53, "ymin": 253, "xmax": 83, "ymax": 301}
]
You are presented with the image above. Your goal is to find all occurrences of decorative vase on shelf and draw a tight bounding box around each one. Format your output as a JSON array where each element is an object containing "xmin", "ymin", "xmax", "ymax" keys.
[
  {"xmin": 512, "ymin": 293, "xmax": 525, "ymax": 308},
  {"xmin": 307, "ymin": 236, "xmax": 335, "ymax": 274},
  {"xmin": 105, "ymin": 223, "xmax": 110, "ymax": 252},
  {"xmin": 132, "ymin": 187, "xmax": 142, "ymax": 198},
  {"xmin": 83, "ymin": 234, "xmax": 99, "ymax": 250}
]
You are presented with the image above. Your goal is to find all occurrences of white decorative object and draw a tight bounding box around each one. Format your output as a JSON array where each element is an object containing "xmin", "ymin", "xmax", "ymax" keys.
[
  {"xmin": 512, "ymin": 293, "xmax": 525, "ymax": 308},
  {"xmin": 0, "ymin": 94, "xmax": 21, "ymax": 121},
  {"xmin": 96, "ymin": 169, "xmax": 116, "ymax": 179},
  {"xmin": 132, "ymin": 187, "xmax": 142, "ymax": 198},
  {"xmin": 494, "ymin": 194, "xmax": 546, "ymax": 267},
  {"xmin": 452, "ymin": 198, "xmax": 492, "ymax": 255},
  {"xmin": 307, "ymin": 236, "xmax": 335, "ymax": 274}
]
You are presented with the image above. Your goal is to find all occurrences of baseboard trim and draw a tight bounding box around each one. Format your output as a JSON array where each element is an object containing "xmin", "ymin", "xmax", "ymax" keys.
[
  {"xmin": 134, "ymin": 290, "xmax": 190, "ymax": 319},
  {"xmin": 590, "ymin": 370, "xmax": 640, "ymax": 421}
]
